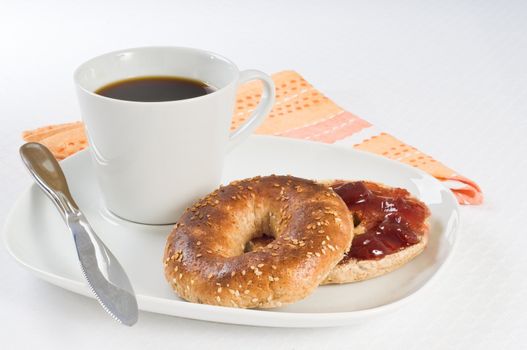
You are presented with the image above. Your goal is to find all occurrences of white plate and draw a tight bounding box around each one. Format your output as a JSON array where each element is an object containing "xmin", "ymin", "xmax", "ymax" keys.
[{"xmin": 3, "ymin": 135, "xmax": 459, "ymax": 327}]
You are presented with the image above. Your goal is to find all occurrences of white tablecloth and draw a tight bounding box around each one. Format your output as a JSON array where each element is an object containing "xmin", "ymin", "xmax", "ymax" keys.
[{"xmin": 1, "ymin": 1, "xmax": 525, "ymax": 349}]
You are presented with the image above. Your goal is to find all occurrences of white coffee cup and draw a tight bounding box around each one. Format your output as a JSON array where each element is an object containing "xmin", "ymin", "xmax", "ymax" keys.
[{"xmin": 74, "ymin": 47, "xmax": 275, "ymax": 224}]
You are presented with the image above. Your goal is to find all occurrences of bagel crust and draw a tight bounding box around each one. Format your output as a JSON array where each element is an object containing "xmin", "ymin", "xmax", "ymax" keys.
[{"xmin": 164, "ymin": 175, "xmax": 353, "ymax": 308}]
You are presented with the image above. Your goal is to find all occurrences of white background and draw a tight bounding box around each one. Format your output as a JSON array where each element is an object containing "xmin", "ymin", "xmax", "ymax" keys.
[{"xmin": 1, "ymin": 0, "xmax": 526, "ymax": 349}]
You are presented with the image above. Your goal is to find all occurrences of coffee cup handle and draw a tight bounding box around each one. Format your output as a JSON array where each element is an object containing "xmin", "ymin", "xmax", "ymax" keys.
[{"xmin": 227, "ymin": 70, "xmax": 275, "ymax": 152}]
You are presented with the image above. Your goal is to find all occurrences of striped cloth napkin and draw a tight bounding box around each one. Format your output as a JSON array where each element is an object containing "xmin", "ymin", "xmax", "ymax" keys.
[{"xmin": 22, "ymin": 70, "xmax": 482, "ymax": 205}]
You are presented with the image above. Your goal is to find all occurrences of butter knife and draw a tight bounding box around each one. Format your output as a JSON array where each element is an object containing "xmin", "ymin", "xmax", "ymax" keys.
[{"xmin": 20, "ymin": 142, "xmax": 138, "ymax": 326}]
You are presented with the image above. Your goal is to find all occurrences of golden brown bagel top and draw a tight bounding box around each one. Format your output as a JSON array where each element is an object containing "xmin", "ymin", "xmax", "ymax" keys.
[{"xmin": 163, "ymin": 175, "xmax": 353, "ymax": 308}]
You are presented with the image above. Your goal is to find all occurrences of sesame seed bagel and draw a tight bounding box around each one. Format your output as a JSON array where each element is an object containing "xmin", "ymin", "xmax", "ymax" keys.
[{"xmin": 163, "ymin": 175, "xmax": 353, "ymax": 308}]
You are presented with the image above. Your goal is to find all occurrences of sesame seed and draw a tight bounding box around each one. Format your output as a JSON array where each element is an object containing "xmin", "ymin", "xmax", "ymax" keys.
[
  {"xmin": 244, "ymin": 290, "xmax": 250, "ymax": 294},
  {"xmin": 196, "ymin": 241, "xmax": 202, "ymax": 246},
  {"xmin": 217, "ymin": 287, "xmax": 222, "ymax": 293},
  {"xmin": 196, "ymin": 253, "xmax": 202, "ymax": 257},
  {"xmin": 271, "ymin": 265, "xmax": 277, "ymax": 270},
  {"xmin": 216, "ymin": 296, "xmax": 221, "ymax": 302},
  {"xmin": 242, "ymin": 270, "xmax": 246, "ymax": 276},
  {"xmin": 257, "ymin": 263, "xmax": 264, "ymax": 268},
  {"xmin": 315, "ymin": 252, "xmax": 321, "ymax": 257},
  {"xmin": 251, "ymin": 298, "xmax": 258, "ymax": 303},
  {"xmin": 231, "ymin": 271, "xmax": 236, "ymax": 277},
  {"xmin": 179, "ymin": 273, "xmax": 183, "ymax": 279},
  {"xmin": 208, "ymin": 273, "xmax": 213, "ymax": 279}
]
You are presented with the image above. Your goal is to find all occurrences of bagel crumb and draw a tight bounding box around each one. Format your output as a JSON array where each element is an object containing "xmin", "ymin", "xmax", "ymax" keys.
[{"xmin": 251, "ymin": 298, "xmax": 258, "ymax": 303}]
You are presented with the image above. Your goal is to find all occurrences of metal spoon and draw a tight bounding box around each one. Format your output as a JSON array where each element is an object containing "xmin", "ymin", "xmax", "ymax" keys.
[{"xmin": 20, "ymin": 142, "xmax": 138, "ymax": 326}]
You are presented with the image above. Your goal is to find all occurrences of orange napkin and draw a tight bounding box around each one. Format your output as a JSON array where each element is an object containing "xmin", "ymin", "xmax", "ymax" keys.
[{"xmin": 22, "ymin": 71, "xmax": 482, "ymax": 205}]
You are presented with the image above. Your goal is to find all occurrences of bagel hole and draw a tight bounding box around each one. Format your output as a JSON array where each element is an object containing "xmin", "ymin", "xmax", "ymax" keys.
[{"xmin": 244, "ymin": 234, "xmax": 276, "ymax": 253}]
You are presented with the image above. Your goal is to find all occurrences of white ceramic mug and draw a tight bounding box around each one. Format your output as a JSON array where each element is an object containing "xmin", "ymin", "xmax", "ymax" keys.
[{"xmin": 74, "ymin": 47, "xmax": 275, "ymax": 224}]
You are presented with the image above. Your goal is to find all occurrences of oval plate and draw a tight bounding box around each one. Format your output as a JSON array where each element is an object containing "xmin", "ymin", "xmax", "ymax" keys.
[{"xmin": 3, "ymin": 135, "xmax": 459, "ymax": 327}]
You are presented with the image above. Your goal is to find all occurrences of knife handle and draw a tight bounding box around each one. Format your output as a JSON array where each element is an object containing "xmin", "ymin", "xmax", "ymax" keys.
[{"xmin": 20, "ymin": 142, "xmax": 80, "ymax": 218}]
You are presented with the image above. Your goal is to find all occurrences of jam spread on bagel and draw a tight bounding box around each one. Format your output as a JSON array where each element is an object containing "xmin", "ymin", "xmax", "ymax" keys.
[{"xmin": 332, "ymin": 181, "xmax": 429, "ymax": 261}]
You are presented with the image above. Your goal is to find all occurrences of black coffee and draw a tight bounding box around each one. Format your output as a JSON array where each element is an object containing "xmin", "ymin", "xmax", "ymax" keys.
[{"xmin": 95, "ymin": 76, "xmax": 216, "ymax": 102}]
